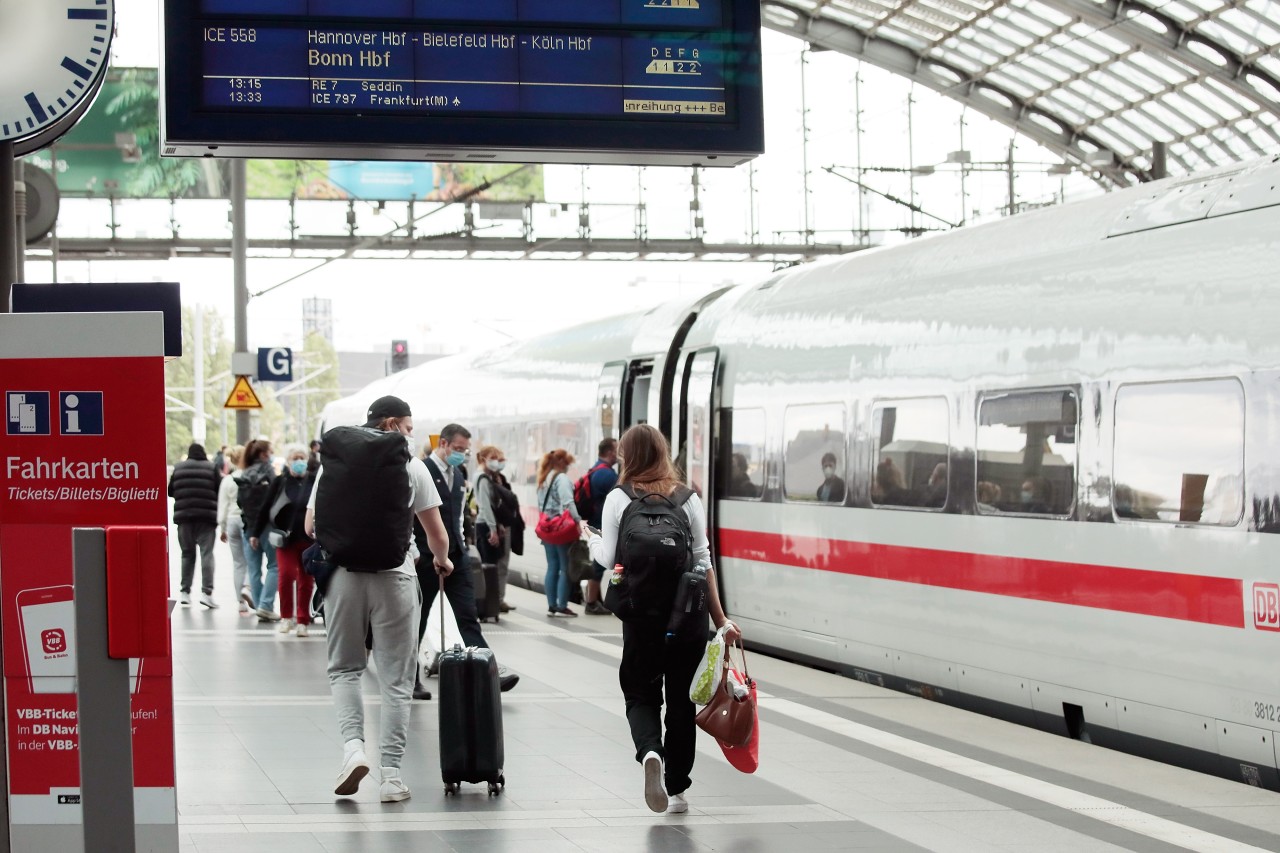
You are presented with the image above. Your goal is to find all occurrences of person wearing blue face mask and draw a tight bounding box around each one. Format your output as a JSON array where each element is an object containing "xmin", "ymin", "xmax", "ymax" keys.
[
  {"xmin": 420, "ymin": 424, "xmax": 520, "ymax": 695},
  {"xmin": 253, "ymin": 444, "xmax": 318, "ymax": 636},
  {"xmin": 474, "ymin": 444, "xmax": 518, "ymax": 614}
]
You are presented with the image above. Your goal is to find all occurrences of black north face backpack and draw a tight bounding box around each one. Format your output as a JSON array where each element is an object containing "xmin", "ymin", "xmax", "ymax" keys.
[
  {"xmin": 315, "ymin": 426, "xmax": 412, "ymax": 572},
  {"xmin": 604, "ymin": 484, "xmax": 696, "ymax": 622}
]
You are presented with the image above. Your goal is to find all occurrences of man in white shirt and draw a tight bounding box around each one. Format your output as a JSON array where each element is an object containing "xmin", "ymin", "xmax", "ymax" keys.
[{"xmin": 306, "ymin": 395, "xmax": 452, "ymax": 803}]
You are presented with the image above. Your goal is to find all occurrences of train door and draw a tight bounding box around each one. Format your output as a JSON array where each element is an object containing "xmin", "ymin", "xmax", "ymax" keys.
[
  {"xmin": 677, "ymin": 348, "xmax": 720, "ymax": 533},
  {"xmin": 596, "ymin": 362, "xmax": 626, "ymax": 440}
]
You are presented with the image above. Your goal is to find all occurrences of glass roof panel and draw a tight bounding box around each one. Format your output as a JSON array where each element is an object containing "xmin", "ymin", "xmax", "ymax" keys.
[
  {"xmin": 764, "ymin": 0, "xmax": 1280, "ymax": 181},
  {"xmin": 1198, "ymin": 20, "xmax": 1262, "ymax": 57},
  {"xmin": 1183, "ymin": 80, "xmax": 1247, "ymax": 121}
]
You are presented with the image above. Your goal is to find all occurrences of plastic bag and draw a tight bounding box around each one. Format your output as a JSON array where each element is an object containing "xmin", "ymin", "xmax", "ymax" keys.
[
  {"xmin": 420, "ymin": 585, "xmax": 464, "ymax": 665},
  {"xmin": 689, "ymin": 624, "xmax": 729, "ymax": 705}
]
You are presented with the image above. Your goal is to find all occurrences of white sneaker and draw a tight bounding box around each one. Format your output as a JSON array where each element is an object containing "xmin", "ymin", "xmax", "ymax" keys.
[
  {"xmin": 238, "ymin": 601, "xmax": 250, "ymax": 614},
  {"xmin": 642, "ymin": 751, "xmax": 668, "ymax": 813},
  {"xmin": 667, "ymin": 792, "xmax": 688, "ymax": 814},
  {"xmin": 334, "ymin": 741, "xmax": 370, "ymax": 796},
  {"xmin": 379, "ymin": 767, "xmax": 411, "ymax": 802},
  {"xmin": 199, "ymin": 593, "xmax": 219, "ymax": 609},
  {"xmin": 278, "ymin": 618, "xmax": 296, "ymax": 634},
  {"xmin": 295, "ymin": 623, "xmax": 309, "ymax": 638},
  {"xmin": 178, "ymin": 592, "xmax": 191, "ymax": 605}
]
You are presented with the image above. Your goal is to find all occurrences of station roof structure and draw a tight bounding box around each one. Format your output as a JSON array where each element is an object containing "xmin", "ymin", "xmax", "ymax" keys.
[{"xmin": 762, "ymin": 0, "xmax": 1280, "ymax": 185}]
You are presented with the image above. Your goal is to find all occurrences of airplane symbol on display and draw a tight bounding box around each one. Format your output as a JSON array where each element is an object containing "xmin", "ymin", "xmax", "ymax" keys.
[{"xmin": 453, "ymin": 97, "xmax": 461, "ymax": 106}]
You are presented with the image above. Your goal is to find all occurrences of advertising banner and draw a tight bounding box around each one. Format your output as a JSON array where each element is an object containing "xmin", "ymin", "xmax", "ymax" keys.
[
  {"xmin": 24, "ymin": 67, "xmax": 545, "ymax": 202},
  {"xmin": 0, "ymin": 315, "xmax": 176, "ymax": 852}
]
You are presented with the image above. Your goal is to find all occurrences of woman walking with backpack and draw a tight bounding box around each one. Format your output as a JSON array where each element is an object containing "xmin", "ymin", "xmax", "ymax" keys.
[
  {"xmin": 584, "ymin": 424, "xmax": 740, "ymax": 815},
  {"xmin": 535, "ymin": 449, "xmax": 581, "ymax": 617}
]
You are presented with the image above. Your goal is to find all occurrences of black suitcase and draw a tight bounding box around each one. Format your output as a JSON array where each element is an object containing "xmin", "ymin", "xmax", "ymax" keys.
[
  {"xmin": 438, "ymin": 643, "xmax": 505, "ymax": 795},
  {"xmin": 473, "ymin": 562, "xmax": 500, "ymax": 623}
]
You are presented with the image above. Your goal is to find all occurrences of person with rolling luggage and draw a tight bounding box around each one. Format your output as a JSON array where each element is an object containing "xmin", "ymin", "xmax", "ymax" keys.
[
  {"xmin": 304, "ymin": 395, "xmax": 454, "ymax": 803},
  {"xmin": 584, "ymin": 424, "xmax": 740, "ymax": 815},
  {"xmin": 435, "ymin": 573, "xmax": 506, "ymax": 795},
  {"xmin": 419, "ymin": 424, "xmax": 520, "ymax": 697}
]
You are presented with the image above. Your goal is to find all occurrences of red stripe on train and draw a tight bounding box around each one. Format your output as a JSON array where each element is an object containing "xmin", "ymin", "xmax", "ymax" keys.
[{"xmin": 718, "ymin": 528, "xmax": 1245, "ymax": 628}]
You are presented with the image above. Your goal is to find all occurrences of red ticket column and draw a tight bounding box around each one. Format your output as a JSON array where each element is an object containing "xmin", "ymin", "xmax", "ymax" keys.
[{"xmin": 0, "ymin": 313, "xmax": 176, "ymax": 852}]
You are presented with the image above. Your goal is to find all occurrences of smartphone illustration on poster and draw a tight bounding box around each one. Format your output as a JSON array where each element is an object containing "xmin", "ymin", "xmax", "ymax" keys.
[
  {"xmin": 18, "ymin": 586, "xmax": 76, "ymax": 693},
  {"xmin": 16, "ymin": 587, "xmax": 144, "ymax": 694}
]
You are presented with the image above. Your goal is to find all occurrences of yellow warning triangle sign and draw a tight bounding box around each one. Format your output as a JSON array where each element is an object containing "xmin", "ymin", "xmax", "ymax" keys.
[{"xmin": 223, "ymin": 376, "xmax": 263, "ymax": 410}]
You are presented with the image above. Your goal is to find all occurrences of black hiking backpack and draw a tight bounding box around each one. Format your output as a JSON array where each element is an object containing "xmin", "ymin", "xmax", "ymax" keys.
[
  {"xmin": 314, "ymin": 426, "xmax": 412, "ymax": 572},
  {"xmin": 604, "ymin": 484, "xmax": 697, "ymax": 623}
]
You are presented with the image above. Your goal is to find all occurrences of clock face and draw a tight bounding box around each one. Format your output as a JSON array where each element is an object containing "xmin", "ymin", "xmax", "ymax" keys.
[{"xmin": 0, "ymin": 0, "xmax": 115, "ymax": 148}]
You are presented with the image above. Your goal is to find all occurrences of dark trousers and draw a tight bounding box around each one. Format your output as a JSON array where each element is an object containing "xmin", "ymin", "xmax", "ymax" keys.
[
  {"xmin": 177, "ymin": 521, "xmax": 217, "ymax": 595},
  {"xmin": 417, "ymin": 549, "xmax": 487, "ymax": 650},
  {"xmin": 619, "ymin": 621, "xmax": 704, "ymax": 796}
]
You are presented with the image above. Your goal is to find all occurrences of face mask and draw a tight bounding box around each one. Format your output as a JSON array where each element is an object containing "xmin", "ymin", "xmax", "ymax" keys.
[
  {"xmin": 447, "ymin": 450, "xmax": 466, "ymax": 467},
  {"xmin": 403, "ymin": 432, "xmax": 417, "ymax": 456},
  {"xmin": 822, "ymin": 466, "xmax": 835, "ymax": 478},
  {"xmin": 486, "ymin": 459, "xmax": 504, "ymax": 472},
  {"xmin": 289, "ymin": 460, "xmax": 307, "ymax": 476},
  {"xmin": 1020, "ymin": 490, "xmax": 1033, "ymax": 504}
]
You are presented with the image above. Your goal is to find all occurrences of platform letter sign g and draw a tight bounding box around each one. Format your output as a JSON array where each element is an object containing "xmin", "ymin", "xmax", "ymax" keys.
[
  {"xmin": 257, "ymin": 347, "xmax": 293, "ymax": 382},
  {"xmin": 1253, "ymin": 583, "xmax": 1280, "ymax": 631}
]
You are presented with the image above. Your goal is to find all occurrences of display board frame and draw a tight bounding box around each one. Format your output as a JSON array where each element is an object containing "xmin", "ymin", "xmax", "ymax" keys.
[{"xmin": 161, "ymin": 1, "xmax": 764, "ymax": 166}]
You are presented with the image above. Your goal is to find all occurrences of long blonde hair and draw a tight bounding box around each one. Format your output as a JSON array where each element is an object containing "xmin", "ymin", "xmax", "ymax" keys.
[
  {"xmin": 537, "ymin": 449, "xmax": 575, "ymax": 487},
  {"xmin": 617, "ymin": 425, "xmax": 681, "ymax": 496}
]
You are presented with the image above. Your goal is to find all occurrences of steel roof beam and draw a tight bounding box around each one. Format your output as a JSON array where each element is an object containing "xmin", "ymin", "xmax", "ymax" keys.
[
  {"xmin": 1036, "ymin": 0, "xmax": 1280, "ymax": 116},
  {"xmin": 762, "ymin": 2, "xmax": 1143, "ymax": 185}
]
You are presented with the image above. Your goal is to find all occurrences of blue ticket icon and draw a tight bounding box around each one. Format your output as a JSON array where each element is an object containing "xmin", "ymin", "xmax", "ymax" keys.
[{"xmin": 6, "ymin": 392, "xmax": 51, "ymax": 436}]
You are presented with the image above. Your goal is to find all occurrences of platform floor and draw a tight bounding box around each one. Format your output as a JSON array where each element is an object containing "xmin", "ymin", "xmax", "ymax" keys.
[{"xmin": 170, "ymin": 538, "xmax": 1280, "ymax": 853}]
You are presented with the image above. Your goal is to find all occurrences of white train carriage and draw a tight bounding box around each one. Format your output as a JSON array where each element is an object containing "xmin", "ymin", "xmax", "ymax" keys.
[{"xmin": 322, "ymin": 155, "xmax": 1280, "ymax": 788}]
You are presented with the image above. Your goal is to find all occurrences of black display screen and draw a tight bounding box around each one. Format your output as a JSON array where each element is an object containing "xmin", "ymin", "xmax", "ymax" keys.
[{"xmin": 162, "ymin": 0, "xmax": 763, "ymax": 166}]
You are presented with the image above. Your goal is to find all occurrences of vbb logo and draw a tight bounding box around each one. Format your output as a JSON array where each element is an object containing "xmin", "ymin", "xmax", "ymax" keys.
[
  {"xmin": 1253, "ymin": 583, "xmax": 1280, "ymax": 632},
  {"xmin": 41, "ymin": 628, "xmax": 67, "ymax": 655}
]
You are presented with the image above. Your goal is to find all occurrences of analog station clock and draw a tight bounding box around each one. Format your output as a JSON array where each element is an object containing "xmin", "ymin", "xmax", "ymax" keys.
[{"xmin": 0, "ymin": 0, "xmax": 115, "ymax": 155}]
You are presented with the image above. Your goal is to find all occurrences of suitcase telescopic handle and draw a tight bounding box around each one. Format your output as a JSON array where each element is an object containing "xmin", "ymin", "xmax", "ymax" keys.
[{"xmin": 439, "ymin": 572, "xmax": 446, "ymax": 657}]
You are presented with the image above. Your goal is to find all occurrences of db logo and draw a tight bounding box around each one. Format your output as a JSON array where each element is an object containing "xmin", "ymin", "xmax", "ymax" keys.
[
  {"xmin": 41, "ymin": 629, "xmax": 66, "ymax": 654},
  {"xmin": 1253, "ymin": 584, "xmax": 1280, "ymax": 632}
]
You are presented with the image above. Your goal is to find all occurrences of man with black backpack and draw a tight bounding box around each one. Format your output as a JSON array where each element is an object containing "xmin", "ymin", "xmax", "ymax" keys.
[{"xmin": 304, "ymin": 395, "xmax": 453, "ymax": 803}]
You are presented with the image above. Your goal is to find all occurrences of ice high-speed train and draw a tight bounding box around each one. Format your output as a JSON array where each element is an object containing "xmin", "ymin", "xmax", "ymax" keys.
[{"xmin": 323, "ymin": 155, "xmax": 1280, "ymax": 788}]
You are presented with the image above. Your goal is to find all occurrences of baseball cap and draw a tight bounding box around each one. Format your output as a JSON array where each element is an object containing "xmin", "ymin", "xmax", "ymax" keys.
[{"xmin": 364, "ymin": 395, "xmax": 412, "ymax": 427}]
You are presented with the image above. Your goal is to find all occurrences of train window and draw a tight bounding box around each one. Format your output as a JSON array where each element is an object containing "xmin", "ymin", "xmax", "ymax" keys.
[
  {"xmin": 1113, "ymin": 378, "xmax": 1244, "ymax": 525},
  {"xmin": 783, "ymin": 404, "xmax": 846, "ymax": 503},
  {"xmin": 524, "ymin": 421, "xmax": 550, "ymax": 486},
  {"xmin": 723, "ymin": 408, "xmax": 766, "ymax": 500},
  {"xmin": 977, "ymin": 389, "xmax": 1077, "ymax": 516},
  {"xmin": 597, "ymin": 363, "xmax": 625, "ymax": 440},
  {"xmin": 553, "ymin": 419, "xmax": 589, "ymax": 478},
  {"xmin": 871, "ymin": 398, "xmax": 949, "ymax": 508}
]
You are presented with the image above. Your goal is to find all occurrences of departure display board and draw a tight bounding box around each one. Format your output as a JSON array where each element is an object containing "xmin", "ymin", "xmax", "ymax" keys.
[{"xmin": 162, "ymin": 1, "xmax": 764, "ymax": 167}]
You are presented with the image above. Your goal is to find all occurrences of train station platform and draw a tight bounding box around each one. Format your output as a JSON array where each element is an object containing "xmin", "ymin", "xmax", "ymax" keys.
[{"xmin": 169, "ymin": 539, "xmax": 1280, "ymax": 853}]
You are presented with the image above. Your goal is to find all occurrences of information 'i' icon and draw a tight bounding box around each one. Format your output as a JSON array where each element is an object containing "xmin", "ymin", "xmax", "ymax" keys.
[{"xmin": 64, "ymin": 394, "xmax": 81, "ymax": 434}]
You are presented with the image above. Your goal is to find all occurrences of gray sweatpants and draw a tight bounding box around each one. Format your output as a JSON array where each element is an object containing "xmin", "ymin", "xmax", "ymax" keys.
[{"xmin": 325, "ymin": 568, "xmax": 421, "ymax": 768}]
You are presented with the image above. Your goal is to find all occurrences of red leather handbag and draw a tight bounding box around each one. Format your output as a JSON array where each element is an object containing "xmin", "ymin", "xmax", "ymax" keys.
[
  {"xmin": 695, "ymin": 640, "xmax": 756, "ymax": 748},
  {"xmin": 535, "ymin": 475, "xmax": 580, "ymax": 546}
]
